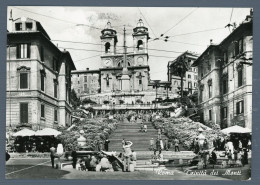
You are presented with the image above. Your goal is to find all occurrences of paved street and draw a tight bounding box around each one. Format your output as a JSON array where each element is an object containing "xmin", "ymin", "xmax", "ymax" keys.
[{"xmin": 6, "ymin": 158, "xmax": 249, "ymax": 180}]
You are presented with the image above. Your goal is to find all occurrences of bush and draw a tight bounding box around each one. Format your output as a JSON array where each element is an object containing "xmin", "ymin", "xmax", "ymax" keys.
[{"xmin": 57, "ymin": 117, "xmax": 118, "ymax": 152}]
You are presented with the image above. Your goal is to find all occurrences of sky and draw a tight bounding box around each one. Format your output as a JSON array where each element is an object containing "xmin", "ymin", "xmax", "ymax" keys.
[{"xmin": 7, "ymin": 6, "xmax": 251, "ymax": 81}]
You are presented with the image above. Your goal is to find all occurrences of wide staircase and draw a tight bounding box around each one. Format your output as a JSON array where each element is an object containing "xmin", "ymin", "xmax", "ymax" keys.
[
  {"xmin": 108, "ymin": 118, "xmax": 195, "ymax": 163},
  {"xmin": 108, "ymin": 118, "xmax": 185, "ymax": 152}
]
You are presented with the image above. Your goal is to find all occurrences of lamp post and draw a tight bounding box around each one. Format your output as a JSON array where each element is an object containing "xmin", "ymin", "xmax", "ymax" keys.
[{"xmin": 154, "ymin": 80, "xmax": 161, "ymax": 109}]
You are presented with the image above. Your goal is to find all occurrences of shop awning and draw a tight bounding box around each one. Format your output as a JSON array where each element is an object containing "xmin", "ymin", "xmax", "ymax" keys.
[
  {"xmin": 12, "ymin": 128, "xmax": 36, "ymax": 137},
  {"xmin": 221, "ymin": 125, "xmax": 252, "ymax": 134},
  {"xmin": 35, "ymin": 128, "xmax": 61, "ymax": 137}
]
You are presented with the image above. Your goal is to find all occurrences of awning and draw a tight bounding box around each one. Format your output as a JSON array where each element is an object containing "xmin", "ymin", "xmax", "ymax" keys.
[
  {"xmin": 12, "ymin": 128, "xmax": 35, "ymax": 137},
  {"xmin": 35, "ymin": 128, "xmax": 61, "ymax": 137},
  {"xmin": 221, "ymin": 125, "xmax": 252, "ymax": 134}
]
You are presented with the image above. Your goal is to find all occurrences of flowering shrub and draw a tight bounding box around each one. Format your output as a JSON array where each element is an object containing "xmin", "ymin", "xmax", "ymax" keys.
[{"xmin": 153, "ymin": 117, "xmax": 225, "ymax": 150}]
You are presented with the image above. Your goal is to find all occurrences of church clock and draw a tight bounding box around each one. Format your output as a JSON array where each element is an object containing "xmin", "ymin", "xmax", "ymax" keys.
[
  {"xmin": 137, "ymin": 57, "xmax": 144, "ymax": 66},
  {"xmin": 104, "ymin": 59, "xmax": 112, "ymax": 67}
]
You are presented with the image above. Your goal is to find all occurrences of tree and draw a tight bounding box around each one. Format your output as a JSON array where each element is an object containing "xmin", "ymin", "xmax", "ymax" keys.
[
  {"xmin": 171, "ymin": 56, "xmax": 189, "ymax": 98},
  {"xmin": 71, "ymin": 89, "xmax": 81, "ymax": 109},
  {"xmin": 189, "ymin": 91, "xmax": 198, "ymax": 105},
  {"xmin": 119, "ymin": 100, "xmax": 124, "ymax": 104}
]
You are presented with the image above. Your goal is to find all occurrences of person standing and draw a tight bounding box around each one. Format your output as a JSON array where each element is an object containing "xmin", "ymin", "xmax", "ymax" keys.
[
  {"xmin": 104, "ymin": 139, "xmax": 110, "ymax": 151},
  {"xmin": 99, "ymin": 140, "xmax": 103, "ymax": 151},
  {"xmin": 158, "ymin": 129, "xmax": 161, "ymax": 139},
  {"xmin": 174, "ymin": 138, "xmax": 180, "ymax": 152},
  {"xmin": 150, "ymin": 138, "xmax": 154, "ymax": 151},
  {"xmin": 50, "ymin": 144, "xmax": 56, "ymax": 168},
  {"xmin": 143, "ymin": 124, "xmax": 147, "ymax": 133},
  {"xmin": 164, "ymin": 138, "xmax": 169, "ymax": 151},
  {"xmin": 122, "ymin": 138, "xmax": 125, "ymax": 146},
  {"xmin": 131, "ymin": 150, "xmax": 137, "ymax": 167},
  {"xmin": 160, "ymin": 139, "xmax": 164, "ymax": 151},
  {"xmin": 71, "ymin": 150, "xmax": 77, "ymax": 169},
  {"xmin": 122, "ymin": 141, "xmax": 133, "ymax": 172},
  {"xmin": 239, "ymin": 140, "xmax": 243, "ymax": 151},
  {"xmin": 84, "ymin": 155, "xmax": 91, "ymax": 171},
  {"xmin": 248, "ymin": 140, "xmax": 251, "ymax": 151},
  {"xmin": 156, "ymin": 138, "xmax": 161, "ymax": 151}
]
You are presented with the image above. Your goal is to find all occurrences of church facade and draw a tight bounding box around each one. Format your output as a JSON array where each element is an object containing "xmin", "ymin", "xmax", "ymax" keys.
[{"xmin": 72, "ymin": 19, "xmax": 174, "ymax": 105}]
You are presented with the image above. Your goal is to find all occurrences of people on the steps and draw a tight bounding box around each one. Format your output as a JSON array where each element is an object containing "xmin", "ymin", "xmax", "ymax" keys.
[
  {"xmin": 174, "ymin": 137, "xmax": 180, "ymax": 152},
  {"xmin": 104, "ymin": 139, "xmax": 110, "ymax": 151},
  {"xmin": 150, "ymin": 138, "xmax": 154, "ymax": 151},
  {"xmin": 143, "ymin": 124, "xmax": 147, "ymax": 132},
  {"xmin": 122, "ymin": 138, "xmax": 125, "ymax": 146},
  {"xmin": 164, "ymin": 138, "xmax": 169, "ymax": 151}
]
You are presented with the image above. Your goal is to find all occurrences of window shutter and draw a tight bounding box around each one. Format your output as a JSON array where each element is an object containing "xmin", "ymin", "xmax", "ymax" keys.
[
  {"xmin": 236, "ymin": 102, "xmax": 239, "ymax": 114},
  {"xmin": 41, "ymin": 104, "xmax": 45, "ymax": 118},
  {"xmin": 242, "ymin": 101, "xmax": 244, "ymax": 113}
]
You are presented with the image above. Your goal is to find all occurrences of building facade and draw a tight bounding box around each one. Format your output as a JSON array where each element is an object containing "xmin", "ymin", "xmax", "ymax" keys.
[
  {"xmin": 193, "ymin": 12, "xmax": 253, "ymax": 129},
  {"xmin": 168, "ymin": 51, "xmax": 199, "ymax": 95},
  {"xmin": 6, "ymin": 17, "xmax": 76, "ymax": 130}
]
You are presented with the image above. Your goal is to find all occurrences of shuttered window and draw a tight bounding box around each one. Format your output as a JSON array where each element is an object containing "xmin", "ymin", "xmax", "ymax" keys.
[
  {"xmin": 236, "ymin": 100, "xmax": 244, "ymax": 114},
  {"xmin": 238, "ymin": 68, "xmax": 243, "ymax": 87},
  {"xmin": 209, "ymin": 110, "xmax": 212, "ymax": 121},
  {"xmin": 20, "ymin": 103, "xmax": 28, "ymax": 123},
  {"xmin": 17, "ymin": 44, "xmax": 30, "ymax": 59},
  {"xmin": 222, "ymin": 107, "xmax": 228, "ymax": 119},
  {"xmin": 41, "ymin": 74, "xmax": 45, "ymax": 91},
  {"xmin": 20, "ymin": 73, "xmax": 28, "ymax": 89},
  {"xmin": 54, "ymin": 82, "xmax": 58, "ymax": 98}
]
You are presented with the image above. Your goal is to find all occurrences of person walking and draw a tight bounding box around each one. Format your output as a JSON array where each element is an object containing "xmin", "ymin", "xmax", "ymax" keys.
[
  {"xmin": 50, "ymin": 144, "xmax": 56, "ymax": 168},
  {"xmin": 174, "ymin": 138, "xmax": 180, "ymax": 152}
]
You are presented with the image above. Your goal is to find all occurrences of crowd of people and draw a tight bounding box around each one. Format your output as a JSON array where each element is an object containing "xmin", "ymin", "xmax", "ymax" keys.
[
  {"xmin": 68, "ymin": 139, "xmax": 137, "ymax": 172},
  {"xmin": 192, "ymin": 133, "xmax": 251, "ymax": 168}
]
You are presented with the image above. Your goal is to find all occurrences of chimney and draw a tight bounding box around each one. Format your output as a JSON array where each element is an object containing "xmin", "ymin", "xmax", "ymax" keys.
[
  {"xmin": 86, "ymin": 68, "xmax": 89, "ymax": 71},
  {"xmin": 210, "ymin": 39, "xmax": 213, "ymax": 45}
]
